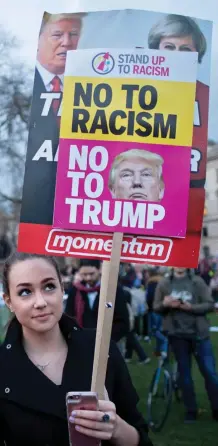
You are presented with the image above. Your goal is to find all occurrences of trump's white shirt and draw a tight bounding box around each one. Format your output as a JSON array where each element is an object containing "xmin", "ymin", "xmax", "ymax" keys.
[{"xmin": 36, "ymin": 61, "xmax": 64, "ymax": 92}]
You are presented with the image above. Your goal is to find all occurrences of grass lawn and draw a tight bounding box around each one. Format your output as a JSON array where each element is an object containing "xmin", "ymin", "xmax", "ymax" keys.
[{"xmin": 129, "ymin": 313, "xmax": 218, "ymax": 446}]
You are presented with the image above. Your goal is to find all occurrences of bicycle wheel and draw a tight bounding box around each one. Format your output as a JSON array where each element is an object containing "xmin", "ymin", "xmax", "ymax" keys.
[{"xmin": 147, "ymin": 365, "xmax": 173, "ymax": 432}]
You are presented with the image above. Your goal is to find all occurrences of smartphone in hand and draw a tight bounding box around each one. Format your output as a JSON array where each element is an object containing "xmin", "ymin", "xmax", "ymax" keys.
[{"xmin": 66, "ymin": 392, "xmax": 100, "ymax": 446}]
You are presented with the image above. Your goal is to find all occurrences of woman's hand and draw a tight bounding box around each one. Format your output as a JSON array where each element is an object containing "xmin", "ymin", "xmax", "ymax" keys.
[{"xmin": 69, "ymin": 400, "xmax": 118, "ymax": 441}]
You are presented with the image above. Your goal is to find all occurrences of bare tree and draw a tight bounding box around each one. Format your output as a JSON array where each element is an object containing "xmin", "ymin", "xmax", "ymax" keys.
[{"xmin": 0, "ymin": 26, "xmax": 32, "ymax": 243}]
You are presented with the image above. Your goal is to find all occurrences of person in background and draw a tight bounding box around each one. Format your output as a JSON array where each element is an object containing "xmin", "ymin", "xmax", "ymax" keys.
[
  {"xmin": 140, "ymin": 267, "xmax": 150, "ymax": 340},
  {"xmin": 66, "ymin": 264, "xmax": 78, "ymax": 280},
  {"xmin": 133, "ymin": 264, "xmax": 143, "ymax": 289},
  {"xmin": 0, "ymin": 252, "xmax": 153, "ymax": 445},
  {"xmin": 60, "ymin": 267, "xmax": 72, "ymax": 293},
  {"xmin": 146, "ymin": 267, "xmax": 168, "ymax": 356},
  {"xmin": 142, "ymin": 313, "xmax": 150, "ymax": 342},
  {"xmin": 60, "ymin": 267, "xmax": 74, "ymax": 311},
  {"xmin": 65, "ymin": 259, "xmax": 129, "ymax": 344},
  {"xmin": 198, "ymin": 246, "xmax": 214, "ymax": 286},
  {"xmin": 122, "ymin": 285, "xmax": 150, "ymax": 365},
  {"xmin": 134, "ymin": 295, "xmax": 147, "ymax": 341},
  {"xmin": 153, "ymin": 267, "xmax": 218, "ymax": 423},
  {"xmin": 119, "ymin": 263, "xmax": 136, "ymax": 289},
  {"xmin": 121, "ymin": 265, "xmax": 147, "ymax": 340},
  {"xmin": 210, "ymin": 271, "xmax": 218, "ymax": 302}
]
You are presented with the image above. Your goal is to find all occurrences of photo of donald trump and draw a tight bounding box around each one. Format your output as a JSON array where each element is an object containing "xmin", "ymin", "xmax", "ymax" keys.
[
  {"xmin": 109, "ymin": 149, "xmax": 165, "ymax": 202},
  {"xmin": 36, "ymin": 12, "xmax": 85, "ymax": 91},
  {"xmin": 20, "ymin": 12, "xmax": 85, "ymax": 225}
]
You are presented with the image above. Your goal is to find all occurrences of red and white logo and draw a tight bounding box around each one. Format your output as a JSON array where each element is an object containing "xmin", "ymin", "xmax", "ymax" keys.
[
  {"xmin": 92, "ymin": 52, "xmax": 115, "ymax": 75},
  {"xmin": 46, "ymin": 229, "xmax": 173, "ymax": 263}
]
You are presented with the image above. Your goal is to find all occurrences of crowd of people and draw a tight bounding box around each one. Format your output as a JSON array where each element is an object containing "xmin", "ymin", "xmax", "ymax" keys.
[
  {"xmin": 60, "ymin": 258, "xmax": 218, "ymax": 350},
  {"xmin": 59, "ymin": 258, "xmax": 218, "ymax": 425}
]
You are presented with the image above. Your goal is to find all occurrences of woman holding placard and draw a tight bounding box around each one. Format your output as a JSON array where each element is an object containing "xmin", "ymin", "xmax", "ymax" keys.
[{"xmin": 0, "ymin": 252, "xmax": 152, "ymax": 445}]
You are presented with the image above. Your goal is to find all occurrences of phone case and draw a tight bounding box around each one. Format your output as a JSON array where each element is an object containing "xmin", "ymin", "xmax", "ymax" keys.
[{"xmin": 66, "ymin": 392, "xmax": 100, "ymax": 446}]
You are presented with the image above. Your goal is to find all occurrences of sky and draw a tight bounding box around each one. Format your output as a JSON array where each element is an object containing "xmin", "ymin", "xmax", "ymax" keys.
[{"xmin": 1, "ymin": 0, "xmax": 218, "ymax": 141}]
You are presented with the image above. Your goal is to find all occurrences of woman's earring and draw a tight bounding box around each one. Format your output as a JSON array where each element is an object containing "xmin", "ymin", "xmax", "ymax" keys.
[{"xmin": 10, "ymin": 306, "xmax": 14, "ymax": 313}]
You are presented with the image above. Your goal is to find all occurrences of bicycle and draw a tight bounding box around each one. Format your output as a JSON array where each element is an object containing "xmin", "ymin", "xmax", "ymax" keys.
[{"xmin": 147, "ymin": 351, "xmax": 182, "ymax": 432}]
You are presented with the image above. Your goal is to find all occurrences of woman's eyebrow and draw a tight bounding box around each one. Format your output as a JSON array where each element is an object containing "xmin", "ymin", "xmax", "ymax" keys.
[{"xmin": 16, "ymin": 277, "xmax": 55, "ymax": 288}]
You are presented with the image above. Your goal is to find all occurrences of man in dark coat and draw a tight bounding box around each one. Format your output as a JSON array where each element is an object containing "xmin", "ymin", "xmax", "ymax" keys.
[{"xmin": 65, "ymin": 259, "xmax": 129, "ymax": 343}]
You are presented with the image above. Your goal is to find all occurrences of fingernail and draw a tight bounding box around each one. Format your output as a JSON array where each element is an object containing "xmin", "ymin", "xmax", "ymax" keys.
[
  {"xmin": 75, "ymin": 426, "xmax": 81, "ymax": 431},
  {"xmin": 71, "ymin": 411, "xmax": 77, "ymax": 416},
  {"xmin": 69, "ymin": 417, "xmax": 75, "ymax": 423}
]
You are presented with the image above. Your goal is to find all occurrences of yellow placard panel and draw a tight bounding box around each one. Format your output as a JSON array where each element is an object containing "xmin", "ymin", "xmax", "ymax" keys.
[{"xmin": 60, "ymin": 76, "xmax": 196, "ymax": 147}]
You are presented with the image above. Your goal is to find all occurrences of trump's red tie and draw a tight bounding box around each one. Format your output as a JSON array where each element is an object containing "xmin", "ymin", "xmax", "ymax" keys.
[{"xmin": 51, "ymin": 76, "xmax": 62, "ymax": 122}]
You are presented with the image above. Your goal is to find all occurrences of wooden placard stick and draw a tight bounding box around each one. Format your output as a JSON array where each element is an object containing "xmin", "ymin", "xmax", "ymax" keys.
[{"xmin": 91, "ymin": 232, "xmax": 123, "ymax": 400}]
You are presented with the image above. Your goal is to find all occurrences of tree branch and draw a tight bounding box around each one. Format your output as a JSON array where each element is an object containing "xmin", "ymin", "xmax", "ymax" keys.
[{"xmin": 0, "ymin": 191, "xmax": 22, "ymax": 204}]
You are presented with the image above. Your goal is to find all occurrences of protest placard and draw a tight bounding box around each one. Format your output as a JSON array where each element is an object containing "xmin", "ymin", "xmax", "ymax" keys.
[
  {"xmin": 18, "ymin": 9, "xmax": 212, "ymax": 267},
  {"xmin": 53, "ymin": 48, "xmax": 197, "ymax": 238}
]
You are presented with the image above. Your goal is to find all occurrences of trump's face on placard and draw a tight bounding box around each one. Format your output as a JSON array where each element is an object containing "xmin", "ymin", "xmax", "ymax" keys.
[
  {"xmin": 109, "ymin": 149, "xmax": 164, "ymax": 202},
  {"xmin": 37, "ymin": 16, "xmax": 82, "ymax": 75}
]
